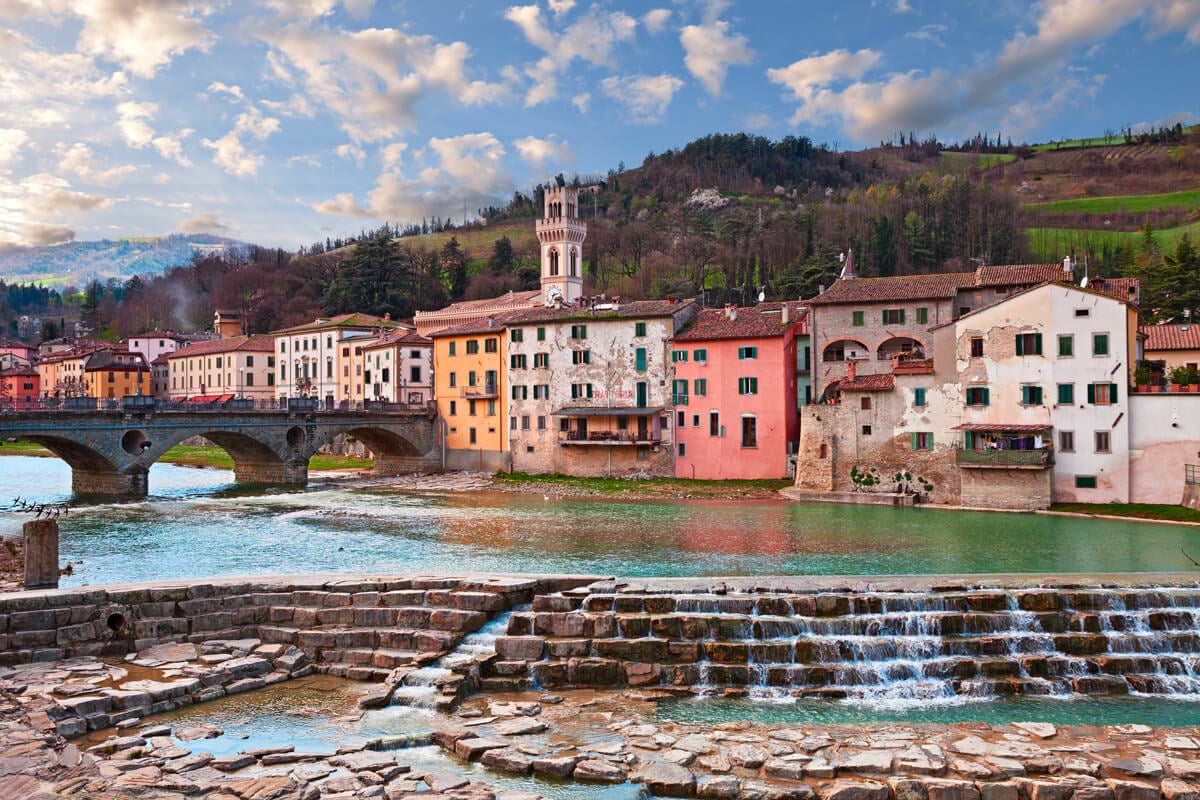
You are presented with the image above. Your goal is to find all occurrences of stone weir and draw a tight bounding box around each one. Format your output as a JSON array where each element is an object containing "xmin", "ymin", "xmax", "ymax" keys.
[
  {"xmin": 485, "ymin": 575, "xmax": 1200, "ymax": 701},
  {"xmin": 0, "ymin": 572, "xmax": 600, "ymax": 733}
]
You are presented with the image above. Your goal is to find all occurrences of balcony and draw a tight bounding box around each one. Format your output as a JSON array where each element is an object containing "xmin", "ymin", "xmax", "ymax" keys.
[
  {"xmin": 463, "ymin": 381, "xmax": 498, "ymax": 399},
  {"xmin": 560, "ymin": 430, "xmax": 661, "ymax": 446},
  {"xmin": 956, "ymin": 448, "xmax": 1054, "ymax": 469}
]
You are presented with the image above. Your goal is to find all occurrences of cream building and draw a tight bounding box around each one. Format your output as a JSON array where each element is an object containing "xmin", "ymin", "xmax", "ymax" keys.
[
  {"xmin": 360, "ymin": 330, "xmax": 434, "ymax": 405},
  {"xmin": 166, "ymin": 335, "xmax": 276, "ymax": 402},
  {"xmin": 272, "ymin": 313, "xmax": 407, "ymax": 407}
]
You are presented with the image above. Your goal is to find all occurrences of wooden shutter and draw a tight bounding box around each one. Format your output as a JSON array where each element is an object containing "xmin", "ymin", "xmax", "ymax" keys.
[
  {"xmin": 1034, "ymin": 333, "xmax": 1043, "ymax": 355},
  {"xmin": 1110, "ymin": 383, "xmax": 1118, "ymax": 402},
  {"xmin": 1016, "ymin": 335, "xmax": 1024, "ymax": 356},
  {"xmin": 911, "ymin": 432, "xmax": 918, "ymax": 450}
]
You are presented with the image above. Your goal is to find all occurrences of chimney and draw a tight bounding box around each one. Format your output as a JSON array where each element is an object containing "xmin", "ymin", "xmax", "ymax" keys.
[
  {"xmin": 724, "ymin": 303, "xmax": 733, "ymax": 319},
  {"xmin": 782, "ymin": 304, "xmax": 790, "ymax": 325},
  {"xmin": 729, "ymin": 308, "xmax": 738, "ymax": 322},
  {"xmin": 847, "ymin": 360, "xmax": 857, "ymax": 382},
  {"xmin": 487, "ymin": 317, "xmax": 495, "ymax": 328},
  {"xmin": 1063, "ymin": 256, "xmax": 1073, "ymax": 275},
  {"xmin": 384, "ymin": 313, "xmax": 391, "ymax": 321}
]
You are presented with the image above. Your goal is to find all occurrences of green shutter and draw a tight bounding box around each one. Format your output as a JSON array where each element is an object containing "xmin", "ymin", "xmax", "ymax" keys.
[
  {"xmin": 965, "ymin": 431, "xmax": 973, "ymax": 449},
  {"xmin": 1087, "ymin": 383, "xmax": 1096, "ymax": 404},
  {"xmin": 1034, "ymin": 333, "xmax": 1043, "ymax": 355},
  {"xmin": 899, "ymin": 309, "xmax": 906, "ymax": 324},
  {"xmin": 911, "ymin": 432, "xmax": 918, "ymax": 450},
  {"xmin": 1110, "ymin": 383, "xmax": 1118, "ymax": 402},
  {"xmin": 1016, "ymin": 335, "xmax": 1024, "ymax": 356},
  {"xmin": 927, "ymin": 432, "xmax": 933, "ymax": 450},
  {"xmin": 982, "ymin": 387, "xmax": 990, "ymax": 406},
  {"xmin": 586, "ymin": 384, "xmax": 593, "ymax": 398},
  {"xmin": 635, "ymin": 348, "xmax": 646, "ymax": 371}
]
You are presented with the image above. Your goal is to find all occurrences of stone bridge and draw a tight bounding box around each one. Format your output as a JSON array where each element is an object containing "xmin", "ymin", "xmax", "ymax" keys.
[{"xmin": 0, "ymin": 408, "xmax": 442, "ymax": 497}]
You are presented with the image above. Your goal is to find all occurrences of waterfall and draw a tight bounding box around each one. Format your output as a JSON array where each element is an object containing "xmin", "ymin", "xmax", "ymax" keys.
[{"xmin": 391, "ymin": 609, "xmax": 519, "ymax": 709}]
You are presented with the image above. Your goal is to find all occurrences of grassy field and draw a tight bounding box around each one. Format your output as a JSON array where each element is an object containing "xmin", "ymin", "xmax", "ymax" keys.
[
  {"xmin": 1031, "ymin": 136, "xmax": 1118, "ymax": 152},
  {"xmin": 401, "ymin": 221, "xmax": 539, "ymax": 261},
  {"xmin": 495, "ymin": 472, "xmax": 791, "ymax": 498},
  {"xmin": 0, "ymin": 442, "xmax": 372, "ymax": 471},
  {"xmin": 1050, "ymin": 502, "xmax": 1200, "ymax": 524},
  {"xmin": 1023, "ymin": 189, "xmax": 1200, "ymax": 215},
  {"xmin": 1026, "ymin": 220, "xmax": 1200, "ymax": 260},
  {"xmin": 940, "ymin": 151, "xmax": 1017, "ymax": 167}
]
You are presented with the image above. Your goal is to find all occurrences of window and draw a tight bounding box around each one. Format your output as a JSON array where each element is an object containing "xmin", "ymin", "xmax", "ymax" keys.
[
  {"xmin": 572, "ymin": 350, "xmax": 591, "ymax": 365},
  {"xmin": 693, "ymin": 379, "xmax": 707, "ymax": 396},
  {"xmin": 216, "ymin": 357, "xmax": 223, "ymax": 369},
  {"xmin": 521, "ymin": 416, "xmax": 530, "ymax": 430},
  {"xmin": 1088, "ymin": 383, "xmax": 1119, "ymax": 405},
  {"xmin": 882, "ymin": 309, "xmax": 905, "ymax": 325},
  {"xmin": 533, "ymin": 384, "xmax": 550, "ymax": 399},
  {"xmin": 1075, "ymin": 308, "xmax": 1090, "ymax": 318},
  {"xmin": 915, "ymin": 307, "xmax": 928, "ymax": 324},
  {"xmin": 267, "ymin": 374, "xmax": 275, "ymax": 386},
  {"xmin": 1016, "ymin": 332, "xmax": 1043, "ymax": 356},
  {"xmin": 449, "ymin": 372, "xmax": 457, "ymax": 388},
  {"xmin": 570, "ymin": 324, "xmax": 587, "ymax": 340},
  {"xmin": 1021, "ymin": 385, "xmax": 1043, "ymax": 406},
  {"xmin": 692, "ymin": 414, "xmax": 701, "ymax": 427},
  {"xmin": 970, "ymin": 337, "xmax": 984, "ymax": 358},
  {"xmin": 1075, "ymin": 475, "xmax": 1097, "ymax": 489},
  {"xmin": 672, "ymin": 350, "xmax": 688, "ymax": 363},
  {"xmin": 852, "ymin": 311, "xmax": 864, "ymax": 327},
  {"xmin": 965, "ymin": 386, "xmax": 990, "ymax": 406},
  {"xmin": 510, "ymin": 416, "xmax": 518, "ymax": 431},
  {"xmin": 469, "ymin": 399, "xmax": 477, "ymax": 415},
  {"xmin": 912, "ymin": 432, "xmax": 933, "ymax": 450},
  {"xmin": 738, "ymin": 377, "xmax": 758, "ymax": 395},
  {"xmin": 1093, "ymin": 333, "xmax": 1109, "ymax": 356},
  {"xmin": 280, "ymin": 341, "xmax": 287, "ymax": 353},
  {"xmin": 741, "ymin": 416, "xmax": 757, "ymax": 448},
  {"xmin": 861, "ymin": 425, "xmax": 872, "ymax": 436},
  {"xmin": 510, "ymin": 329, "xmax": 523, "ymax": 342},
  {"xmin": 1060, "ymin": 431, "xmax": 1074, "ymax": 452},
  {"xmin": 449, "ymin": 400, "xmax": 457, "ymax": 415},
  {"xmin": 537, "ymin": 416, "xmax": 546, "ymax": 430},
  {"xmin": 537, "ymin": 327, "xmax": 545, "ymax": 341},
  {"xmin": 268, "ymin": 356, "xmax": 275, "ymax": 368},
  {"xmin": 410, "ymin": 366, "xmax": 421, "ymax": 382},
  {"xmin": 469, "ymin": 428, "xmax": 477, "ymax": 445},
  {"xmin": 511, "ymin": 385, "xmax": 528, "ymax": 400},
  {"xmin": 635, "ymin": 322, "xmax": 646, "ymax": 337},
  {"xmin": 448, "ymin": 342, "xmax": 456, "ymax": 356},
  {"xmin": 694, "ymin": 348, "xmax": 707, "ymax": 363},
  {"xmin": 468, "ymin": 371, "xmax": 477, "ymax": 387},
  {"xmin": 327, "ymin": 361, "xmax": 333, "ymax": 378},
  {"xmin": 677, "ymin": 410, "xmax": 686, "ymax": 427},
  {"xmin": 485, "ymin": 338, "xmax": 498, "ymax": 353},
  {"xmin": 1058, "ymin": 335, "xmax": 1074, "ymax": 358},
  {"xmin": 672, "ymin": 379, "xmax": 688, "ymax": 405},
  {"xmin": 635, "ymin": 348, "xmax": 647, "ymax": 372},
  {"xmin": 1095, "ymin": 431, "xmax": 1111, "ymax": 453},
  {"xmin": 861, "ymin": 396, "xmax": 872, "ymax": 410},
  {"xmin": 466, "ymin": 340, "xmax": 479, "ymax": 355},
  {"xmin": 571, "ymin": 383, "xmax": 593, "ymax": 399},
  {"xmin": 738, "ymin": 346, "xmax": 758, "ymax": 360},
  {"xmin": 487, "ymin": 399, "xmax": 496, "ymax": 416},
  {"xmin": 246, "ymin": 356, "xmax": 254, "ymax": 368},
  {"xmin": 510, "ymin": 354, "xmax": 527, "ymax": 369},
  {"xmin": 1058, "ymin": 383, "xmax": 1075, "ymax": 405},
  {"xmin": 534, "ymin": 352, "xmax": 549, "ymax": 369},
  {"xmin": 710, "ymin": 412, "xmax": 720, "ymax": 437},
  {"xmin": 913, "ymin": 387, "xmax": 927, "ymax": 408},
  {"xmin": 381, "ymin": 368, "xmax": 390, "ymax": 384},
  {"xmin": 678, "ymin": 442, "xmax": 687, "ymax": 458}
]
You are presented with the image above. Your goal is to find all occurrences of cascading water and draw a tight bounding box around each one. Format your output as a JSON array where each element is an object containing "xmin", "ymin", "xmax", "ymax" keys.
[{"xmin": 391, "ymin": 608, "xmax": 522, "ymax": 709}]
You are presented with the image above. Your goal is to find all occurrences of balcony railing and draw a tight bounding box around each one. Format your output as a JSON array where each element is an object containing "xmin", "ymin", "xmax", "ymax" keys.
[
  {"xmin": 1187, "ymin": 464, "xmax": 1200, "ymax": 485},
  {"xmin": 956, "ymin": 448, "xmax": 1054, "ymax": 468},
  {"xmin": 464, "ymin": 381, "xmax": 498, "ymax": 398},
  {"xmin": 560, "ymin": 430, "xmax": 660, "ymax": 445}
]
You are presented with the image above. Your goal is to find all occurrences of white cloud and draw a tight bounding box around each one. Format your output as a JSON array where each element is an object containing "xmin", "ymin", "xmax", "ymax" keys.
[
  {"xmin": 0, "ymin": 29, "xmax": 126, "ymax": 130},
  {"xmin": 176, "ymin": 212, "xmax": 232, "ymax": 235},
  {"xmin": 547, "ymin": 0, "xmax": 575, "ymax": 16},
  {"xmin": 258, "ymin": 23, "xmax": 507, "ymax": 143},
  {"xmin": 336, "ymin": 143, "xmax": 366, "ymax": 163},
  {"xmin": 55, "ymin": 142, "xmax": 136, "ymax": 185},
  {"xmin": 680, "ymin": 19, "xmax": 754, "ymax": 95},
  {"xmin": 285, "ymin": 154, "xmax": 322, "ymax": 168},
  {"xmin": 26, "ymin": 188, "xmax": 114, "ymax": 217},
  {"xmin": 0, "ymin": 128, "xmax": 28, "ymax": 167},
  {"xmin": 505, "ymin": 5, "xmax": 638, "ymax": 105},
  {"xmin": 67, "ymin": 0, "xmax": 220, "ymax": 78},
  {"xmin": 513, "ymin": 135, "xmax": 572, "ymax": 168},
  {"xmin": 571, "ymin": 92, "xmax": 591, "ymax": 113},
  {"xmin": 316, "ymin": 131, "xmax": 512, "ymax": 224},
  {"xmin": 0, "ymin": 170, "xmax": 113, "ymax": 247},
  {"xmin": 767, "ymin": 1, "xmax": 1200, "ymax": 143},
  {"xmin": 380, "ymin": 142, "xmax": 407, "ymax": 169},
  {"xmin": 643, "ymin": 8, "xmax": 671, "ymax": 34},
  {"xmin": 261, "ymin": 94, "xmax": 316, "ymax": 118},
  {"xmin": 19, "ymin": 223, "xmax": 76, "ymax": 247},
  {"xmin": 201, "ymin": 108, "xmax": 281, "ymax": 177},
  {"xmin": 600, "ymin": 74, "xmax": 684, "ymax": 123},
  {"xmin": 116, "ymin": 102, "xmax": 194, "ymax": 166},
  {"xmin": 208, "ymin": 81, "xmax": 246, "ymax": 102},
  {"xmin": 907, "ymin": 24, "xmax": 948, "ymax": 46},
  {"xmin": 1132, "ymin": 111, "xmax": 1200, "ymax": 133}
]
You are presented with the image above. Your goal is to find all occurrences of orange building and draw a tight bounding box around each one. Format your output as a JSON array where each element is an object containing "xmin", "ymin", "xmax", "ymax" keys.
[{"xmin": 431, "ymin": 316, "xmax": 509, "ymax": 471}]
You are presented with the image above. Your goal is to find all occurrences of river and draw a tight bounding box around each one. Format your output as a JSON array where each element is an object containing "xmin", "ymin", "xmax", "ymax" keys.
[{"xmin": 1, "ymin": 455, "xmax": 1198, "ymax": 587}]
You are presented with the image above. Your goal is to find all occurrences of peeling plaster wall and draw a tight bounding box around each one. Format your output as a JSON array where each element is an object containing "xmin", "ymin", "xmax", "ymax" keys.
[{"xmin": 1129, "ymin": 394, "xmax": 1200, "ymax": 505}]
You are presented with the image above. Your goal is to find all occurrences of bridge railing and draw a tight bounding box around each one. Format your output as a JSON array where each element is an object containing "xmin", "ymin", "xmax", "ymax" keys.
[{"xmin": 7, "ymin": 397, "xmax": 437, "ymax": 414}]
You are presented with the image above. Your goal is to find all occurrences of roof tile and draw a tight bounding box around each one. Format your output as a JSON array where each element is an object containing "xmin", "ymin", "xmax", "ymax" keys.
[{"xmin": 1142, "ymin": 323, "xmax": 1200, "ymax": 352}]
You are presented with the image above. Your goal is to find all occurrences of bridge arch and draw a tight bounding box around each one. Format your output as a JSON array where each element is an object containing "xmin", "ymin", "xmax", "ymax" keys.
[
  {"xmin": 307, "ymin": 424, "xmax": 429, "ymax": 475},
  {"xmin": 21, "ymin": 435, "xmax": 147, "ymax": 496}
]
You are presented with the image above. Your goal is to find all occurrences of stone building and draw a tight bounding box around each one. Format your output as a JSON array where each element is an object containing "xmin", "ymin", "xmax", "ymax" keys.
[
  {"xmin": 806, "ymin": 263, "xmax": 1069, "ymax": 400},
  {"xmin": 506, "ymin": 299, "xmax": 700, "ymax": 477},
  {"xmin": 672, "ymin": 302, "xmax": 807, "ymax": 480}
]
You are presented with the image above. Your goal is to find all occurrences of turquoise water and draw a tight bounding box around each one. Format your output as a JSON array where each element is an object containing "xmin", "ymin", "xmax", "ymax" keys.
[{"xmin": 1, "ymin": 455, "xmax": 1199, "ymax": 586}]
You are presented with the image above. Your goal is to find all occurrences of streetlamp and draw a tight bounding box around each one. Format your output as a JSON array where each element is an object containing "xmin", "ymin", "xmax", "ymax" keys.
[{"xmin": 239, "ymin": 367, "xmax": 245, "ymax": 400}]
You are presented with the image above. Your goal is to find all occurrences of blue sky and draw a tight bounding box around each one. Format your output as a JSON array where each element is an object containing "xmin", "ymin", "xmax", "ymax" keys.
[{"xmin": 0, "ymin": 0, "xmax": 1197, "ymax": 252}]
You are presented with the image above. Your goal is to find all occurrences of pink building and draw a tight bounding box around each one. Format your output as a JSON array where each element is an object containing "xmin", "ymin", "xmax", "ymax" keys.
[
  {"xmin": 672, "ymin": 302, "xmax": 808, "ymax": 480},
  {"xmin": 0, "ymin": 366, "xmax": 40, "ymax": 410}
]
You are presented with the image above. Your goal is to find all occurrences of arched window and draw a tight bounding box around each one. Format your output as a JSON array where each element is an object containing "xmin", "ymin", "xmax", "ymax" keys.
[
  {"xmin": 549, "ymin": 249, "xmax": 560, "ymax": 276},
  {"xmin": 569, "ymin": 248, "xmax": 577, "ymax": 276},
  {"xmin": 819, "ymin": 443, "xmax": 828, "ymax": 459}
]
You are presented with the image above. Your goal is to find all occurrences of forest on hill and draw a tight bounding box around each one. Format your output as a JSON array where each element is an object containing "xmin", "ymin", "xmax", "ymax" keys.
[{"xmin": 5, "ymin": 125, "xmax": 1199, "ymax": 342}]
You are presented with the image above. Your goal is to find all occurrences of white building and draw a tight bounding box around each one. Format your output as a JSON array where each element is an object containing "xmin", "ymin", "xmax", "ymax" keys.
[
  {"xmin": 360, "ymin": 330, "xmax": 434, "ymax": 405},
  {"xmin": 272, "ymin": 313, "xmax": 407, "ymax": 407},
  {"xmin": 536, "ymin": 184, "xmax": 586, "ymax": 307},
  {"xmin": 166, "ymin": 335, "xmax": 277, "ymax": 402}
]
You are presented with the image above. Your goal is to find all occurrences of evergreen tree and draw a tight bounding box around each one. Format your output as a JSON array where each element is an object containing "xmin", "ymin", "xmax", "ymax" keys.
[
  {"xmin": 487, "ymin": 236, "xmax": 515, "ymax": 275},
  {"xmin": 441, "ymin": 237, "xmax": 469, "ymax": 300},
  {"xmin": 323, "ymin": 233, "xmax": 415, "ymax": 318}
]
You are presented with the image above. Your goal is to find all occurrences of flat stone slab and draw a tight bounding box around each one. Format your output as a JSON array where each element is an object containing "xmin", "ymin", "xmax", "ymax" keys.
[
  {"xmin": 138, "ymin": 643, "xmax": 198, "ymax": 663},
  {"xmin": 574, "ymin": 758, "xmax": 629, "ymax": 783}
]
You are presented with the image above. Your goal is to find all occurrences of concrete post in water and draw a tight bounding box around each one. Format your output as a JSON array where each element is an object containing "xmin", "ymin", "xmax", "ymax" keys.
[{"xmin": 23, "ymin": 518, "xmax": 59, "ymax": 589}]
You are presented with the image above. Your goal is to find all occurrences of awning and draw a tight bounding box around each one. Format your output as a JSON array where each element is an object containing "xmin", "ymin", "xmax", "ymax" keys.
[
  {"xmin": 552, "ymin": 406, "xmax": 664, "ymax": 417},
  {"xmin": 951, "ymin": 423, "xmax": 1052, "ymax": 432},
  {"xmin": 184, "ymin": 393, "xmax": 236, "ymax": 404}
]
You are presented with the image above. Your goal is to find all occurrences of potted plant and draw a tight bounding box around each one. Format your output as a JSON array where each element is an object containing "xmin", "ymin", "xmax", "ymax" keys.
[
  {"xmin": 1170, "ymin": 365, "xmax": 1192, "ymax": 392},
  {"xmin": 1134, "ymin": 365, "xmax": 1152, "ymax": 390},
  {"xmin": 1189, "ymin": 367, "xmax": 1200, "ymax": 392}
]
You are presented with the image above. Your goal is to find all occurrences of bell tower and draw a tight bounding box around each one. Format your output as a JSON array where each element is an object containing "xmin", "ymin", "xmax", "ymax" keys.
[{"xmin": 537, "ymin": 184, "xmax": 586, "ymax": 306}]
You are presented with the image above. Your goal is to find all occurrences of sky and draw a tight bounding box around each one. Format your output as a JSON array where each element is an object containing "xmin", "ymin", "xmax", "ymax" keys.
[{"xmin": 0, "ymin": 0, "xmax": 1198, "ymax": 253}]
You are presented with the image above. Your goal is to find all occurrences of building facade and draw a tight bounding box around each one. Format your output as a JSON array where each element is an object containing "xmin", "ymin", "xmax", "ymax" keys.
[
  {"xmin": 167, "ymin": 335, "xmax": 276, "ymax": 402},
  {"xmin": 506, "ymin": 299, "xmax": 699, "ymax": 477},
  {"xmin": 672, "ymin": 303, "xmax": 807, "ymax": 480},
  {"xmin": 1142, "ymin": 323, "xmax": 1200, "ymax": 377},
  {"xmin": 0, "ymin": 367, "xmax": 40, "ymax": 409},
  {"xmin": 360, "ymin": 331, "xmax": 434, "ymax": 405},
  {"xmin": 273, "ymin": 313, "xmax": 406, "ymax": 406},
  {"xmin": 431, "ymin": 318, "xmax": 509, "ymax": 471}
]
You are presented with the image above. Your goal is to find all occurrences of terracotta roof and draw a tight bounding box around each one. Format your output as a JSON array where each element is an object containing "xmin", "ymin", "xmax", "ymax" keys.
[
  {"xmin": 85, "ymin": 350, "xmax": 147, "ymax": 371},
  {"xmin": 429, "ymin": 313, "xmax": 519, "ymax": 338},
  {"xmin": 807, "ymin": 264, "xmax": 1064, "ymax": 305},
  {"xmin": 272, "ymin": 313, "xmax": 407, "ymax": 335},
  {"xmin": 506, "ymin": 299, "xmax": 699, "ymax": 325},
  {"xmin": 0, "ymin": 366, "xmax": 38, "ymax": 377},
  {"xmin": 1086, "ymin": 276, "xmax": 1140, "ymax": 304},
  {"xmin": 1142, "ymin": 323, "xmax": 1200, "ymax": 352},
  {"xmin": 929, "ymin": 280, "xmax": 1132, "ymax": 331},
  {"xmin": 166, "ymin": 335, "xmax": 274, "ymax": 359},
  {"xmin": 674, "ymin": 303, "xmax": 806, "ymax": 341},
  {"xmin": 362, "ymin": 330, "xmax": 432, "ymax": 350},
  {"xmin": 418, "ymin": 291, "xmax": 541, "ymax": 315},
  {"xmin": 128, "ymin": 330, "xmax": 184, "ymax": 339},
  {"xmin": 151, "ymin": 354, "xmax": 171, "ymax": 365},
  {"xmin": 837, "ymin": 373, "xmax": 895, "ymax": 392}
]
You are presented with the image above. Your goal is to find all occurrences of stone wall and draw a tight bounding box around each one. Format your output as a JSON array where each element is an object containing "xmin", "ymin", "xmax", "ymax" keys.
[
  {"xmin": 961, "ymin": 467, "xmax": 1052, "ymax": 510},
  {"xmin": 0, "ymin": 573, "xmax": 598, "ymax": 674}
]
